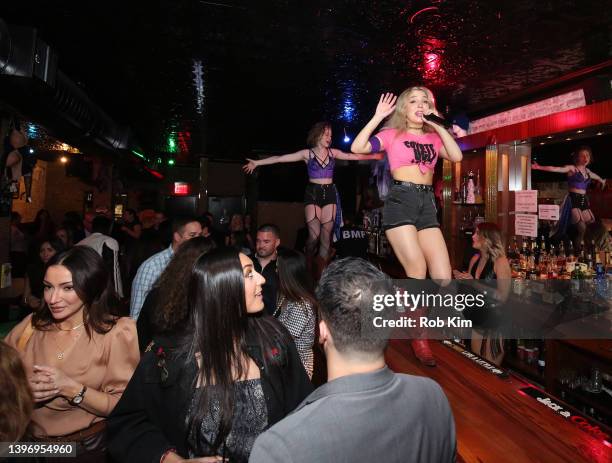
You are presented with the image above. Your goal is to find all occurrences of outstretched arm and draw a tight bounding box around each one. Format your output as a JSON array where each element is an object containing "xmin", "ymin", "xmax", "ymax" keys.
[
  {"xmin": 332, "ymin": 149, "xmax": 384, "ymax": 161},
  {"xmin": 531, "ymin": 162, "xmax": 577, "ymax": 174},
  {"xmin": 351, "ymin": 93, "xmax": 397, "ymax": 153},
  {"xmin": 243, "ymin": 150, "xmax": 308, "ymax": 174},
  {"xmin": 587, "ymin": 169, "xmax": 607, "ymax": 187}
]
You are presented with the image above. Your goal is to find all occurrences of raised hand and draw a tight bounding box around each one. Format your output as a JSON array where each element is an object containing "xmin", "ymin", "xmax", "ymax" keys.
[
  {"xmin": 374, "ymin": 93, "xmax": 397, "ymax": 120},
  {"xmin": 242, "ymin": 159, "xmax": 258, "ymax": 174}
]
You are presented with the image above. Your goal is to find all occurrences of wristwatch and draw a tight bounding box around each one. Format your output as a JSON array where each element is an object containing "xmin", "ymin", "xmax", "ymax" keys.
[{"xmin": 70, "ymin": 385, "xmax": 87, "ymax": 405}]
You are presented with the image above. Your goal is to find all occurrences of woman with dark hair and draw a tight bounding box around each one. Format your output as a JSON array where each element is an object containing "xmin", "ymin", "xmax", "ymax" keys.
[
  {"xmin": 453, "ymin": 222, "xmax": 511, "ymax": 365},
  {"xmin": 137, "ymin": 236, "xmax": 216, "ymax": 351},
  {"xmin": 5, "ymin": 246, "xmax": 139, "ymax": 461},
  {"xmin": 275, "ymin": 248, "xmax": 317, "ymax": 378},
  {"xmin": 108, "ymin": 248, "xmax": 312, "ymax": 463},
  {"xmin": 31, "ymin": 208, "xmax": 56, "ymax": 244},
  {"xmin": 0, "ymin": 342, "xmax": 33, "ymax": 444},
  {"xmin": 56, "ymin": 226, "xmax": 75, "ymax": 249},
  {"xmin": 23, "ymin": 238, "xmax": 66, "ymax": 311},
  {"xmin": 533, "ymin": 146, "xmax": 606, "ymax": 250},
  {"xmin": 243, "ymin": 122, "xmax": 383, "ymax": 277}
]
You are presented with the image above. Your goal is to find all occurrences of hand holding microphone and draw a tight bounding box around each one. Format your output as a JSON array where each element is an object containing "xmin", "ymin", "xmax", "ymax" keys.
[{"xmin": 422, "ymin": 111, "xmax": 453, "ymax": 129}]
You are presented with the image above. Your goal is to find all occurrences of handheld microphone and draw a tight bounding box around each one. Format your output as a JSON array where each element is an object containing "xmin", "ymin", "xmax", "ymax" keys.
[{"xmin": 423, "ymin": 113, "xmax": 453, "ymax": 129}]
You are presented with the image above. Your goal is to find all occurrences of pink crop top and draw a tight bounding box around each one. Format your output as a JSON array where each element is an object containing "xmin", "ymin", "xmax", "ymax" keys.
[{"xmin": 373, "ymin": 128, "xmax": 443, "ymax": 174}]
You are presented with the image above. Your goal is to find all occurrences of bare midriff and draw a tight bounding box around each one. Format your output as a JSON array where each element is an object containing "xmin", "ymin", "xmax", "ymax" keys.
[
  {"xmin": 391, "ymin": 165, "xmax": 434, "ymax": 185},
  {"xmin": 308, "ymin": 177, "xmax": 333, "ymax": 185}
]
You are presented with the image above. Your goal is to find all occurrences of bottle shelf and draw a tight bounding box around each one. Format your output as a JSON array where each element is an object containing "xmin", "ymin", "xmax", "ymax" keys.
[{"xmin": 554, "ymin": 380, "xmax": 612, "ymax": 424}]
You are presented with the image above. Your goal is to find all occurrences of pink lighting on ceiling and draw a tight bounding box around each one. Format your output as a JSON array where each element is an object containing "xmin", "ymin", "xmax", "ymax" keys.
[
  {"xmin": 409, "ymin": 6, "xmax": 439, "ymax": 24},
  {"xmin": 422, "ymin": 38, "xmax": 444, "ymax": 81}
]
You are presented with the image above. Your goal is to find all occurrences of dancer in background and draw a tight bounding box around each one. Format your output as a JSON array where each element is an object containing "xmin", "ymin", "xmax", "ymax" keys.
[
  {"xmin": 352, "ymin": 87, "xmax": 463, "ymax": 366},
  {"xmin": 243, "ymin": 122, "xmax": 382, "ymax": 278},
  {"xmin": 533, "ymin": 146, "xmax": 606, "ymax": 250}
]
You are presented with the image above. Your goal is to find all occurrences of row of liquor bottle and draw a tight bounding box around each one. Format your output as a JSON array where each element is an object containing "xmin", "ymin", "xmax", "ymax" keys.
[{"xmin": 507, "ymin": 235, "xmax": 611, "ymax": 279}]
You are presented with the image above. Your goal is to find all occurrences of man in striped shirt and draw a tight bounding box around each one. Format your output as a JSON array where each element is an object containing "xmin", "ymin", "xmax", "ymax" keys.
[{"xmin": 129, "ymin": 216, "xmax": 202, "ymax": 319}]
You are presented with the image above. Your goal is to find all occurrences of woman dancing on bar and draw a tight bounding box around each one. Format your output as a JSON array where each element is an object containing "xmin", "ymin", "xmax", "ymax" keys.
[
  {"xmin": 243, "ymin": 122, "xmax": 382, "ymax": 277},
  {"xmin": 532, "ymin": 146, "xmax": 606, "ymax": 250},
  {"xmin": 352, "ymin": 87, "xmax": 463, "ymax": 366}
]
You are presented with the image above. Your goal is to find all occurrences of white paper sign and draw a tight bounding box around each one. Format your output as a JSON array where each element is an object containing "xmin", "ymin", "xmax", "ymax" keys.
[
  {"xmin": 515, "ymin": 190, "xmax": 538, "ymax": 213},
  {"xmin": 469, "ymin": 89, "xmax": 586, "ymax": 135},
  {"xmin": 539, "ymin": 204, "xmax": 560, "ymax": 220},
  {"xmin": 515, "ymin": 214, "xmax": 538, "ymax": 237}
]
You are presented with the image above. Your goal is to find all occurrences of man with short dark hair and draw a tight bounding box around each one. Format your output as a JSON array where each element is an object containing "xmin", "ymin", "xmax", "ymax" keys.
[
  {"xmin": 250, "ymin": 258, "xmax": 456, "ymax": 463},
  {"xmin": 78, "ymin": 216, "xmax": 123, "ymax": 297},
  {"xmin": 253, "ymin": 224, "xmax": 280, "ymax": 315},
  {"xmin": 130, "ymin": 216, "xmax": 202, "ymax": 319}
]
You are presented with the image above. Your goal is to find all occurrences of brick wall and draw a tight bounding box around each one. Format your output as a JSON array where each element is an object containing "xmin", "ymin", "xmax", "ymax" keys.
[{"xmin": 12, "ymin": 160, "xmax": 112, "ymax": 226}]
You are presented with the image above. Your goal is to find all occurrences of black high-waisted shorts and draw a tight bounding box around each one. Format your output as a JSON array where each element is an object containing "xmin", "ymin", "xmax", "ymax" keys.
[
  {"xmin": 383, "ymin": 181, "xmax": 439, "ymax": 231},
  {"xmin": 569, "ymin": 192, "xmax": 590, "ymax": 211},
  {"xmin": 304, "ymin": 183, "xmax": 337, "ymax": 207}
]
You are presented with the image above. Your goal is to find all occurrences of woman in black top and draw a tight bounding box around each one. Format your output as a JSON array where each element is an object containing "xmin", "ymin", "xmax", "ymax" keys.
[
  {"xmin": 108, "ymin": 248, "xmax": 312, "ymax": 463},
  {"xmin": 453, "ymin": 223, "xmax": 511, "ymax": 365},
  {"xmin": 23, "ymin": 238, "xmax": 65, "ymax": 310}
]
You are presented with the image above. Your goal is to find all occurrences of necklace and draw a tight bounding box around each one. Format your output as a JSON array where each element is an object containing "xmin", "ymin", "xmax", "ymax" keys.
[
  {"xmin": 55, "ymin": 322, "xmax": 85, "ymax": 331},
  {"xmin": 52, "ymin": 327, "xmax": 83, "ymax": 360}
]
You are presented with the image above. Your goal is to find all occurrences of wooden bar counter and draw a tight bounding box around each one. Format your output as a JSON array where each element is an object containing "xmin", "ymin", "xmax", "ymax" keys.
[{"xmin": 385, "ymin": 339, "xmax": 612, "ymax": 463}]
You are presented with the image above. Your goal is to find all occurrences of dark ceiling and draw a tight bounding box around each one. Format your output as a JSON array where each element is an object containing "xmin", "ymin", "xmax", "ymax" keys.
[{"xmin": 2, "ymin": 0, "xmax": 611, "ymax": 161}]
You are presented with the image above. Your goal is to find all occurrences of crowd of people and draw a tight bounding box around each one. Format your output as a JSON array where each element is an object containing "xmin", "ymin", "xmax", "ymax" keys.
[
  {"xmin": 1, "ymin": 85, "xmax": 482, "ymax": 462},
  {"xmin": 3, "ymin": 207, "xmax": 458, "ymax": 462}
]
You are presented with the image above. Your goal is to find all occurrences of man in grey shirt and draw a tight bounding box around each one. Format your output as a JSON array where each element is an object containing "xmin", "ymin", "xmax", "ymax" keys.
[{"xmin": 249, "ymin": 257, "xmax": 456, "ymax": 463}]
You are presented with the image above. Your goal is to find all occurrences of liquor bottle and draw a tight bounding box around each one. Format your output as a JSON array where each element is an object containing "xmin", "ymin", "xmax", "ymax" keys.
[
  {"xmin": 507, "ymin": 236, "xmax": 518, "ymax": 260},
  {"xmin": 580, "ymin": 240, "xmax": 586, "ymax": 260},
  {"xmin": 474, "ymin": 169, "xmax": 483, "ymax": 204},
  {"xmin": 461, "ymin": 175, "xmax": 468, "ymax": 203},
  {"xmin": 585, "ymin": 253, "xmax": 594, "ymax": 277},
  {"xmin": 557, "ymin": 242, "xmax": 566, "ymax": 269},
  {"xmin": 533, "ymin": 239, "xmax": 541, "ymax": 266},
  {"xmin": 568, "ymin": 241, "xmax": 575, "ymax": 261},
  {"xmin": 537, "ymin": 341, "xmax": 546, "ymax": 376},
  {"xmin": 519, "ymin": 240, "xmax": 529, "ymax": 274},
  {"xmin": 466, "ymin": 170, "xmax": 475, "ymax": 204},
  {"xmin": 527, "ymin": 242, "xmax": 537, "ymax": 280}
]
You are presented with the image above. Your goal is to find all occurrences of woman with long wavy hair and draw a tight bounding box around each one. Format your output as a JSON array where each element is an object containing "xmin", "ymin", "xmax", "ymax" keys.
[
  {"xmin": 453, "ymin": 222, "xmax": 511, "ymax": 365},
  {"xmin": 136, "ymin": 236, "xmax": 216, "ymax": 351},
  {"xmin": 5, "ymin": 246, "xmax": 139, "ymax": 461},
  {"xmin": 108, "ymin": 248, "xmax": 312, "ymax": 463},
  {"xmin": 275, "ymin": 248, "xmax": 317, "ymax": 378}
]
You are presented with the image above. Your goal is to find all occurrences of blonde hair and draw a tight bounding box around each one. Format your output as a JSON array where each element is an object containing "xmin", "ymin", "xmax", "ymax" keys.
[
  {"xmin": 385, "ymin": 86, "xmax": 437, "ymax": 134},
  {"xmin": 476, "ymin": 222, "xmax": 505, "ymax": 261}
]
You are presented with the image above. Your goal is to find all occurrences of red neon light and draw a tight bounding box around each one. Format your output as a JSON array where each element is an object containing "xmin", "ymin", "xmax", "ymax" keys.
[
  {"xmin": 174, "ymin": 182, "xmax": 190, "ymax": 195},
  {"xmin": 410, "ymin": 6, "xmax": 439, "ymax": 24},
  {"xmin": 144, "ymin": 166, "xmax": 164, "ymax": 179}
]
